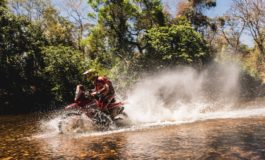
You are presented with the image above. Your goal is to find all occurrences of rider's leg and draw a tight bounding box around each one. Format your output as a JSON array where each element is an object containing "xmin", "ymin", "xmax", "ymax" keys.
[
  {"xmin": 108, "ymin": 108, "xmax": 116, "ymax": 119},
  {"xmin": 105, "ymin": 97, "xmax": 115, "ymax": 108}
]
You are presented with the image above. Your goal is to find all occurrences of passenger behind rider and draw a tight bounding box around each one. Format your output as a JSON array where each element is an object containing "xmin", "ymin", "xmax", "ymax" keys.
[{"xmin": 83, "ymin": 69, "xmax": 119, "ymax": 119}]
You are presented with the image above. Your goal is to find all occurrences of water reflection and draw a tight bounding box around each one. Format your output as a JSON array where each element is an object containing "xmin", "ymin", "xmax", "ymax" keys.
[
  {"xmin": 33, "ymin": 135, "xmax": 128, "ymax": 159},
  {"xmin": 1, "ymin": 115, "xmax": 265, "ymax": 159}
]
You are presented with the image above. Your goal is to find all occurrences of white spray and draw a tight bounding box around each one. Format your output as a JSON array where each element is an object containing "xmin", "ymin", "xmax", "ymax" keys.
[{"xmin": 125, "ymin": 63, "xmax": 265, "ymax": 124}]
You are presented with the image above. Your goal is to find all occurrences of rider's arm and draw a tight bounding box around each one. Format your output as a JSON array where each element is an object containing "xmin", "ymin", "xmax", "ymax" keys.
[
  {"xmin": 74, "ymin": 84, "xmax": 85, "ymax": 101},
  {"xmin": 91, "ymin": 83, "xmax": 109, "ymax": 96},
  {"xmin": 99, "ymin": 83, "xmax": 109, "ymax": 95}
]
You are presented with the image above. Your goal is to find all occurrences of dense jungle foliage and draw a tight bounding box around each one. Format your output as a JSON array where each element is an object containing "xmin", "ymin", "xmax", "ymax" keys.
[{"xmin": 1, "ymin": 0, "xmax": 265, "ymax": 114}]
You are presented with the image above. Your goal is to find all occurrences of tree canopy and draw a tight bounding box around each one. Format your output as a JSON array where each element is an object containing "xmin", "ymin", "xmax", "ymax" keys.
[{"xmin": 1, "ymin": 0, "xmax": 264, "ymax": 114}]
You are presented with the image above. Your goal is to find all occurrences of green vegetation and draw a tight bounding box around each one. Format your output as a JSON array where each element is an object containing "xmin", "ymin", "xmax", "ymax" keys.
[
  {"xmin": 146, "ymin": 24, "xmax": 210, "ymax": 66},
  {"xmin": 1, "ymin": 0, "xmax": 265, "ymax": 114},
  {"xmin": 41, "ymin": 46, "xmax": 89, "ymax": 104},
  {"xmin": 0, "ymin": 1, "xmax": 88, "ymax": 113}
]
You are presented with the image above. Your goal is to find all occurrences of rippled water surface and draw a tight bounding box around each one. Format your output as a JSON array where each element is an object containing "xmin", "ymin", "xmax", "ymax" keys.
[{"xmin": 1, "ymin": 113, "xmax": 265, "ymax": 160}]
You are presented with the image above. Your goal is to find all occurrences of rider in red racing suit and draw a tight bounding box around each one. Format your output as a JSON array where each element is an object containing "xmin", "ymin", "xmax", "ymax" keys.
[
  {"xmin": 83, "ymin": 69, "xmax": 121, "ymax": 118},
  {"xmin": 91, "ymin": 76, "xmax": 115, "ymax": 109}
]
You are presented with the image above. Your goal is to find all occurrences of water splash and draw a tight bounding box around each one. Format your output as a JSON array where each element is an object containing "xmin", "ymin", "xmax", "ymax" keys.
[
  {"xmin": 125, "ymin": 63, "xmax": 264, "ymax": 124},
  {"xmin": 37, "ymin": 62, "xmax": 265, "ymax": 137}
]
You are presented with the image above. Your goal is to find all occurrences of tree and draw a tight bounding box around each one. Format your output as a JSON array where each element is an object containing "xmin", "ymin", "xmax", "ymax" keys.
[
  {"xmin": 132, "ymin": 0, "xmax": 167, "ymax": 54},
  {"xmin": 176, "ymin": 0, "xmax": 216, "ymax": 35},
  {"xmin": 0, "ymin": 1, "xmax": 81, "ymax": 113},
  {"xmin": 87, "ymin": 0, "xmax": 167, "ymax": 58},
  {"xmin": 146, "ymin": 24, "xmax": 210, "ymax": 69},
  {"xmin": 41, "ymin": 46, "xmax": 89, "ymax": 103},
  {"xmin": 9, "ymin": 0, "xmax": 52, "ymax": 21},
  {"xmin": 0, "ymin": 3, "xmax": 51, "ymax": 113},
  {"xmin": 218, "ymin": 16, "xmax": 246, "ymax": 54},
  {"xmin": 58, "ymin": 0, "xmax": 94, "ymax": 51},
  {"xmin": 134, "ymin": 0, "xmax": 166, "ymax": 29},
  {"xmin": 42, "ymin": 6, "xmax": 75, "ymax": 46},
  {"xmin": 231, "ymin": 0, "xmax": 265, "ymax": 57},
  {"xmin": 88, "ymin": 0, "xmax": 138, "ymax": 59},
  {"xmin": 8, "ymin": 0, "xmax": 76, "ymax": 47}
]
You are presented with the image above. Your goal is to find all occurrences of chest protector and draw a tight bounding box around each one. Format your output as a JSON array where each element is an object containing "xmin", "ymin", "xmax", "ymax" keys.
[{"xmin": 95, "ymin": 76, "xmax": 115, "ymax": 96}]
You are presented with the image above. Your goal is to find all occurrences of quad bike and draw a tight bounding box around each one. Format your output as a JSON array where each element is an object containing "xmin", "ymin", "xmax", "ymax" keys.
[{"xmin": 58, "ymin": 87, "xmax": 127, "ymax": 133}]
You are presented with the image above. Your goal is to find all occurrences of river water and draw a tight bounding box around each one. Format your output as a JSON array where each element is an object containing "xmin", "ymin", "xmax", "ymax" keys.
[{"xmin": 1, "ymin": 112, "xmax": 265, "ymax": 159}]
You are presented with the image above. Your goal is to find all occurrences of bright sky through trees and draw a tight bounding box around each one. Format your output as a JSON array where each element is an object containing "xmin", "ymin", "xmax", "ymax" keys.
[{"xmin": 52, "ymin": 0, "xmax": 253, "ymax": 46}]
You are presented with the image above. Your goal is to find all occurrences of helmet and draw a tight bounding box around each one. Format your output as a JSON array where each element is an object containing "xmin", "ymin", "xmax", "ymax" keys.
[{"xmin": 83, "ymin": 69, "xmax": 98, "ymax": 81}]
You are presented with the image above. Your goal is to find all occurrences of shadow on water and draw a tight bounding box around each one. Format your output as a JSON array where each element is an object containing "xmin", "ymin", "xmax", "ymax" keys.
[{"xmin": 1, "ymin": 113, "xmax": 265, "ymax": 159}]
